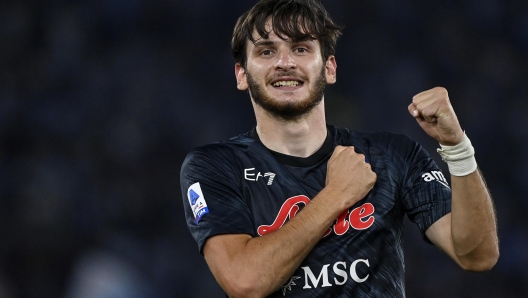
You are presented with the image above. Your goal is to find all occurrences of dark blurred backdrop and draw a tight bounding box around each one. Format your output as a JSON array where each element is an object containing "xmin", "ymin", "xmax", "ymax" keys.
[{"xmin": 1, "ymin": 0, "xmax": 527, "ymax": 297}]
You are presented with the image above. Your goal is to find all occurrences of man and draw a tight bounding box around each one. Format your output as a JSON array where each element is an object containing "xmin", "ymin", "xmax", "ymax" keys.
[{"xmin": 181, "ymin": 0, "xmax": 499, "ymax": 297}]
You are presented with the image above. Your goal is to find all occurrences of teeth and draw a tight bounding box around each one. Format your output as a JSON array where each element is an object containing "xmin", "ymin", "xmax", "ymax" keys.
[{"xmin": 272, "ymin": 80, "xmax": 301, "ymax": 87}]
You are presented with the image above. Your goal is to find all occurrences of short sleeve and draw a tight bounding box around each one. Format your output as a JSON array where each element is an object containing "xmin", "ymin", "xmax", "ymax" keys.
[
  {"xmin": 401, "ymin": 141, "xmax": 452, "ymax": 243},
  {"xmin": 181, "ymin": 148, "xmax": 254, "ymax": 254}
]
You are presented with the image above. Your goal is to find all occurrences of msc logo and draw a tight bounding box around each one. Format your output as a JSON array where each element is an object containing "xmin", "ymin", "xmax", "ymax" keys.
[
  {"xmin": 301, "ymin": 259, "xmax": 370, "ymax": 289},
  {"xmin": 244, "ymin": 168, "xmax": 276, "ymax": 185},
  {"xmin": 422, "ymin": 170, "xmax": 450, "ymax": 189},
  {"xmin": 281, "ymin": 259, "xmax": 371, "ymax": 295}
]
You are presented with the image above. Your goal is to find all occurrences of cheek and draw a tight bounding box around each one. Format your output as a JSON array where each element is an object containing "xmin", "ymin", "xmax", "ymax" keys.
[
  {"xmin": 307, "ymin": 61, "xmax": 326, "ymax": 79},
  {"xmin": 246, "ymin": 63, "xmax": 268, "ymax": 80},
  {"xmin": 256, "ymin": 63, "xmax": 272, "ymax": 74}
]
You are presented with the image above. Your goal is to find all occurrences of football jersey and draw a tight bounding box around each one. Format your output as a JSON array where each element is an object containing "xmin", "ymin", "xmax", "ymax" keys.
[{"xmin": 181, "ymin": 125, "xmax": 451, "ymax": 297}]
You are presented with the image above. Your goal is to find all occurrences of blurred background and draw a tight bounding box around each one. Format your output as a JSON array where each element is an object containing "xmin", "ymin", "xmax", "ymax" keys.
[{"xmin": 0, "ymin": 0, "xmax": 527, "ymax": 297}]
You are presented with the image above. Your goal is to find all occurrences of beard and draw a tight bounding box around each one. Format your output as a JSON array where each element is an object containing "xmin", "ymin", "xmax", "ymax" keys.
[{"xmin": 246, "ymin": 66, "xmax": 327, "ymax": 121}]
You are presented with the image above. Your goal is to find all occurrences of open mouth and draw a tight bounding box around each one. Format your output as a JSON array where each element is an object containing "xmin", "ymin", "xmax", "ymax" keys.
[{"xmin": 271, "ymin": 80, "xmax": 303, "ymax": 87}]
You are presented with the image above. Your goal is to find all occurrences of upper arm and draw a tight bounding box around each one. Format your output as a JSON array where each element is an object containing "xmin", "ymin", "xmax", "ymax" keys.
[
  {"xmin": 425, "ymin": 213, "xmax": 463, "ymax": 267},
  {"xmin": 203, "ymin": 234, "xmax": 254, "ymax": 295},
  {"xmin": 427, "ymin": 171, "xmax": 499, "ymax": 272}
]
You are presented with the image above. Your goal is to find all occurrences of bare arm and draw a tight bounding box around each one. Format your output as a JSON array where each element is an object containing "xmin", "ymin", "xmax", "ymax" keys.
[
  {"xmin": 203, "ymin": 146, "xmax": 376, "ymax": 297},
  {"xmin": 426, "ymin": 169, "xmax": 498, "ymax": 271},
  {"xmin": 409, "ymin": 87, "xmax": 499, "ymax": 271}
]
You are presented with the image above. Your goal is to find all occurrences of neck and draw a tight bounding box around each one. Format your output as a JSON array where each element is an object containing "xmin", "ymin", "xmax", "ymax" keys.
[{"xmin": 253, "ymin": 99, "xmax": 327, "ymax": 158}]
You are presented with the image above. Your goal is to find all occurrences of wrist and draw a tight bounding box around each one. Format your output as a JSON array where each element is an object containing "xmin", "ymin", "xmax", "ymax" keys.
[{"xmin": 437, "ymin": 133, "xmax": 477, "ymax": 176}]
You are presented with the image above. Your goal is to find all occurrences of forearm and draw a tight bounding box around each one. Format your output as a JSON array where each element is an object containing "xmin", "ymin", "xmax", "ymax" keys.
[
  {"xmin": 450, "ymin": 169, "xmax": 499, "ymax": 270},
  {"xmin": 206, "ymin": 187, "xmax": 347, "ymax": 297}
]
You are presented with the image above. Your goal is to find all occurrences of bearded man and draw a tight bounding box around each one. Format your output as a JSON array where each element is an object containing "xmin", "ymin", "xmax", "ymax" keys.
[{"xmin": 181, "ymin": 0, "xmax": 499, "ymax": 297}]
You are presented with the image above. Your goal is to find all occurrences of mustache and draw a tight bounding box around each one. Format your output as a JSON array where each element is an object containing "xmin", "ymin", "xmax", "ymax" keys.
[{"xmin": 267, "ymin": 71, "xmax": 309, "ymax": 83}]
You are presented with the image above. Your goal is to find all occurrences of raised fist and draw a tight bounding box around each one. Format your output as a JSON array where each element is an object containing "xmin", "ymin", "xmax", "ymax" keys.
[{"xmin": 408, "ymin": 87, "xmax": 464, "ymax": 146}]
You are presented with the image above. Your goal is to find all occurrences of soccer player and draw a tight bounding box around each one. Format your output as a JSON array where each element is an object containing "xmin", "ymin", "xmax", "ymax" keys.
[{"xmin": 181, "ymin": 0, "xmax": 499, "ymax": 297}]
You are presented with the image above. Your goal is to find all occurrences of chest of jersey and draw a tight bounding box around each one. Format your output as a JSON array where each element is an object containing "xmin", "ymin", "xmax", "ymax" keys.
[
  {"xmin": 236, "ymin": 148, "xmax": 407, "ymax": 296},
  {"xmin": 183, "ymin": 129, "xmax": 450, "ymax": 297},
  {"xmin": 237, "ymin": 148, "xmax": 402, "ymax": 242}
]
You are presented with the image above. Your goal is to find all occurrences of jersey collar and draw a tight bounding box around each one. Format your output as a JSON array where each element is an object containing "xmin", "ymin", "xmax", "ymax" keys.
[{"xmin": 249, "ymin": 126, "xmax": 334, "ymax": 167}]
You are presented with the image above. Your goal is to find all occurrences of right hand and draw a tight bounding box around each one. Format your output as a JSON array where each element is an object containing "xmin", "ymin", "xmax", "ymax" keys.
[{"xmin": 325, "ymin": 146, "xmax": 377, "ymax": 208}]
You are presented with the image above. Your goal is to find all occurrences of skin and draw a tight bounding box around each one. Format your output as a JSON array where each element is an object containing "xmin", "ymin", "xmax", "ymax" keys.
[
  {"xmin": 409, "ymin": 87, "xmax": 499, "ymax": 271},
  {"xmin": 236, "ymin": 30, "xmax": 334, "ymax": 157},
  {"xmin": 202, "ymin": 24, "xmax": 499, "ymax": 297}
]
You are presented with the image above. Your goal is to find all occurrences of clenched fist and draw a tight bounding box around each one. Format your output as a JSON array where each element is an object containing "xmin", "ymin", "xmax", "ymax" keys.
[
  {"xmin": 325, "ymin": 146, "xmax": 377, "ymax": 209},
  {"xmin": 408, "ymin": 87, "xmax": 464, "ymax": 146}
]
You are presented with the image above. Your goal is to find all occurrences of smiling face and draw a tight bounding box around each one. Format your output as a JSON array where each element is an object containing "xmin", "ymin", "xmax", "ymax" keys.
[{"xmin": 235, "ymin": 25, "xmax": 337, "ymax": 121}]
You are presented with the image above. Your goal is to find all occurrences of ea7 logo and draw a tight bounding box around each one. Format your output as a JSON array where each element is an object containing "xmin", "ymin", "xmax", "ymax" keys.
[
  {"xmin": 422, "ymin": 171, "xmax": 450, "ymax": 189},
  {"xmin": 244, "ymin": 168, "xmax": 276, "ymax": 185}
]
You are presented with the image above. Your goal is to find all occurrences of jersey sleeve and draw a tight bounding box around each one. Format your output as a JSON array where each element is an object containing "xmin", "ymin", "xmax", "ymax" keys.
[
  {"xmin": 181, "ymin": 147, "xmax": 254, "ymax": 254},
  {"xmin": 400, "ymin": 138, "xmax": 452, "ymax": 243}
]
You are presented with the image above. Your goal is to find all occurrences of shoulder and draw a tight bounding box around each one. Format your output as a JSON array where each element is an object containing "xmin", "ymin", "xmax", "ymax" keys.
[{"xmin": 181, "ymin": 131, "xmax": 257, "ymax": 175}]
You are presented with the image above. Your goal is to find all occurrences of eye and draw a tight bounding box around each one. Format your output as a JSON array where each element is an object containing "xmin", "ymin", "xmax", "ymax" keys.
[
  {"xmin": 261, "ymin": 49, "xmax": 273, "ymax": 56},
  {"xmin": 293, "ymin": 47, "xmax": 308, "ymax": 54}
]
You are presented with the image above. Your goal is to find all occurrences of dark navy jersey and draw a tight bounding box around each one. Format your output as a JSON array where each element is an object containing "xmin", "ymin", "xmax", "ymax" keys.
[{"xmin": 181, "ymin": 125, "xmax": 451, "ymax": 297}]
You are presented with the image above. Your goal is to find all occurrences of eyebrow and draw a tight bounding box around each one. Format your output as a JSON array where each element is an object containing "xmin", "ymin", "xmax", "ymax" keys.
[
  {"xmin": 252, "ymin": 40, "xmax": 276, "ymax": 47},
  {"xmin": 252, "ymin": 39, "xmax": 316, "ymax": 48}
]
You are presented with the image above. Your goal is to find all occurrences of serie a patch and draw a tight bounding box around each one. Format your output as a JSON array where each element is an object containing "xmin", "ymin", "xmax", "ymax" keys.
[{"xmin": 187, "ymin": 182, "xmax": 209, "ymax": 223}]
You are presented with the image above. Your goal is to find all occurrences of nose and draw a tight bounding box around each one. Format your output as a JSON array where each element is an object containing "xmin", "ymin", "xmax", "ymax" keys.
[{"xmin": 274, "ymin": 49, "xmax": 296, "ymax": 70}]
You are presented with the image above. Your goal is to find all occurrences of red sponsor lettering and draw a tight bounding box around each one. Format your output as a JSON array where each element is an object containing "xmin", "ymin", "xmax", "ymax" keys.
[
  {"xmin": 258, "ymin": 196, "xmax": 375, "ymax": 237},
  {"xmin": 257, "ymin": 195, "xmax": 311, "ymax": 236},
  {"xmin": 349, "ymin": 203, "xmax": 375, "ymax": 230}
]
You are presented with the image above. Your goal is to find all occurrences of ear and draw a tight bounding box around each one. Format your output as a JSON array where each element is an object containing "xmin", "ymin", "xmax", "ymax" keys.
[
  {"xmin": 325, "ymin": 56, "xmax": 337, "ymax": 84},
  {"xmin": 235, "ymin": 63, "xmax": 249, "ymax": 90}
]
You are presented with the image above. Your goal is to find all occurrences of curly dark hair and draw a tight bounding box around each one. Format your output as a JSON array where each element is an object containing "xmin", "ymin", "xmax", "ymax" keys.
[{"xmin": 231, "ymin": 0, "xmax": 343, "ymax": 68}]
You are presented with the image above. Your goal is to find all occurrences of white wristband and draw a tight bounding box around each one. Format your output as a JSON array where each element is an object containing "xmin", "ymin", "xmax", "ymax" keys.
[{"xmin": 436, "ymin": 133, "xmax": 477, "ymax": 176}]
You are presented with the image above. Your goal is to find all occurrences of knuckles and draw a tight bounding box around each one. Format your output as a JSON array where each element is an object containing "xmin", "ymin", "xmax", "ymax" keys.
[
  {"xmin": 412, "ymin": 86, "xmax": 449, "ymax": 105},
  {"xmin": 431, "ymin": 86, "xmax": 448, "ymax": 96}
]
